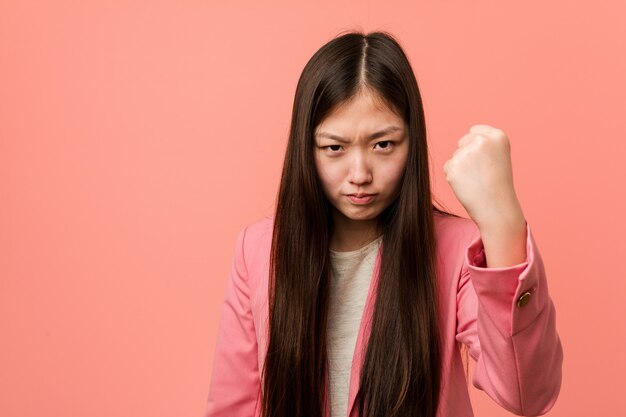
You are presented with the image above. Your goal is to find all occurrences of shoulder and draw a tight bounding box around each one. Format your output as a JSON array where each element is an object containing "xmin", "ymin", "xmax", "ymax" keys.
[
  {"xmin": 432, "ymin": 211, "xmax": 480, "ymax": 254},
  {"xmin": 234, "ymin": 215, "xmax": 274, "ymax": 269},
  {"xmin": 242, "ymin": 215, "xmax": 274, "ymax": 243},
  {"xmin": 431, "ymin": 212, "xmax": 483, "ymax": 297}
]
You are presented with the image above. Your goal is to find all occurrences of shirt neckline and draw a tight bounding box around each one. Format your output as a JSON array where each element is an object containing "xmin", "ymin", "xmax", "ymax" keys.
[{"xmin": 329, "ymin": 235, "xmax": 383, "ymax": 258}]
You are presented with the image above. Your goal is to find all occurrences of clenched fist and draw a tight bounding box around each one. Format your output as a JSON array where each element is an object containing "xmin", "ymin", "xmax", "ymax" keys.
[{"xmin": 443, "ymin": 124, "xmax": 524, "ymax": 229}]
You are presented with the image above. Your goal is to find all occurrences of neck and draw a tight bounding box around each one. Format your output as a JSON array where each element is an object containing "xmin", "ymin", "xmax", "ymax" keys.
[{"xmin": 330, "ymin": 211, "xmax": 381, "ymax": 252}]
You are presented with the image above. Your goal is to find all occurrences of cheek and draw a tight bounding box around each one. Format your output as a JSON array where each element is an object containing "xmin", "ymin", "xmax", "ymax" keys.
[
  {"xmin": 318, "ymin": 170, "xmax": 340, "ymax": 196},
  {"xmin": 379, "ymin": 159, "xmax": 407, "ymax": 189},
  {"xmin": 315, "ymin": 158, "xmax": 341, "ymax": 186},
  {"xmin": 314, "ymin": 159, "xmax": 336, "ymax": 194}
]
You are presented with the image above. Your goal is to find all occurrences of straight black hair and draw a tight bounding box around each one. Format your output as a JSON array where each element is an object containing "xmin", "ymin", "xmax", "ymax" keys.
[{"xmin": 262, "ymin": 30, "xmax": 461, "ymax": 417}]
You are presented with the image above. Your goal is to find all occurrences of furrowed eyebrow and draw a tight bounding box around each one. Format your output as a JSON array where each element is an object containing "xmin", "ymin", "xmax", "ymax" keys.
[{"xmin": 315, "ymin": 126, "xmax": 403, "ymax": 143}]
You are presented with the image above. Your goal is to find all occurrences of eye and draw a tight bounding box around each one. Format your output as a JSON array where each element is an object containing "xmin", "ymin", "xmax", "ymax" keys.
[
  {"xmin": 374, "ymin": 140, "xmax": 393, "ymax": 150},
  {"xmin": 322, "ymin": 144, "xmax": 343, "ymax": 153}
]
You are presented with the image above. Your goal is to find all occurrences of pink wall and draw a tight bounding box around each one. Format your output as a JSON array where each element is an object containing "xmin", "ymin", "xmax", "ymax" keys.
[{"xmin": 1, "ymin": 1, "xmax": 625, "ymax": 416}]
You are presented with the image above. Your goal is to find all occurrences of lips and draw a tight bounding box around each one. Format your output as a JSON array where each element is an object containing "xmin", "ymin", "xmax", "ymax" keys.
[{"xmin": 346, "ymin": 193, "xmax": 376, "ymax": 204}]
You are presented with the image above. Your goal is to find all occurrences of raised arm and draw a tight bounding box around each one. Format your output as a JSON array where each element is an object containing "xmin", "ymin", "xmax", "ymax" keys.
[{"xmin": 456, "ymin": 222, "xmax": 563, "ymax": 416}]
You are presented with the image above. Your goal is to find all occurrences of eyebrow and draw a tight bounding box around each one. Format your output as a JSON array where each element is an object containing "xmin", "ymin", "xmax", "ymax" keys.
[{"xmin": 314, "ymin": 125, "xmax": 403, "ymax": 143}]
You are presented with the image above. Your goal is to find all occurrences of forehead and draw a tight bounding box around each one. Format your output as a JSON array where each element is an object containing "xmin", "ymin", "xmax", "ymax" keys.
[{"xmin": 315, "ymin": 90, "xmax": 404, "ymax": 137}]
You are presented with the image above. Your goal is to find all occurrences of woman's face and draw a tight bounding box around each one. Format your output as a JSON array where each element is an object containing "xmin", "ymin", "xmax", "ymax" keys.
[{"xmin": 313, "ymin": 88, "xmax": 409, "ymax": 230}]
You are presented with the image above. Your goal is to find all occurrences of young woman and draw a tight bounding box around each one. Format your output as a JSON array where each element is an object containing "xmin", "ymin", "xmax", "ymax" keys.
[{"xmin": 204, "ymin": 31, "xmax": 562, "ymax": 417}]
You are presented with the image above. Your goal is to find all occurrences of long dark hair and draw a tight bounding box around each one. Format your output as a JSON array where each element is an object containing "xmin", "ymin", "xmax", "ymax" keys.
[{"xmin": 262, "ymin": 30, "xmax": 460, "ymax": 417}]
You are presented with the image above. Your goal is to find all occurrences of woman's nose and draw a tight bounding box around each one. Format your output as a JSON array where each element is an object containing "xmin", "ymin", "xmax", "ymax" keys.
[{"xmin": 348, "ymin": 153, "xmax": 373, "ymax": 184}]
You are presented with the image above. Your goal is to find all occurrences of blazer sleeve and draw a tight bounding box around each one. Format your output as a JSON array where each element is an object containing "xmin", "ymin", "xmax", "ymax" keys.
[
  {"xmin": 204, "ymin": 226, "xmax": 262, "ymax": 417},
  {"xmin": 455, "ymin": 221, "xmax": 563, "ymax": 416}
]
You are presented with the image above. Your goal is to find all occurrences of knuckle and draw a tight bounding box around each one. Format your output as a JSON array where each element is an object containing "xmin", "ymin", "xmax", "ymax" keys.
[{"xmin": 493, "ymin": 128, "xmax": 507, "ymax": 140}]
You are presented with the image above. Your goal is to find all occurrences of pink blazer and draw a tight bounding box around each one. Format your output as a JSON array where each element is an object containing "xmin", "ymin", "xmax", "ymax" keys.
[{"xmin": 204, "ymin": 213, "xmax": 563, "ymax": 417}]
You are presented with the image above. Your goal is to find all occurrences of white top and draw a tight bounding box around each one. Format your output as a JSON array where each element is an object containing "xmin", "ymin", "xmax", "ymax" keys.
[{"xmin": 327, "ymin": 235, "xmax": 382, "ymax": 417}]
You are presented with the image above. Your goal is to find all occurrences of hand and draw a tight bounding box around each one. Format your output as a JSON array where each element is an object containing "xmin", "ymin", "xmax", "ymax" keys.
[{"xmin": 443, "ymin": 124, "xmax": 524, "ymax": 229}]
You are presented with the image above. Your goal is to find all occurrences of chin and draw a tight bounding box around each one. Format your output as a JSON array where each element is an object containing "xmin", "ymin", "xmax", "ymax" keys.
[{"xmin": 340, "ymin": 208, "xmax": 380, "ymax": 222}]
